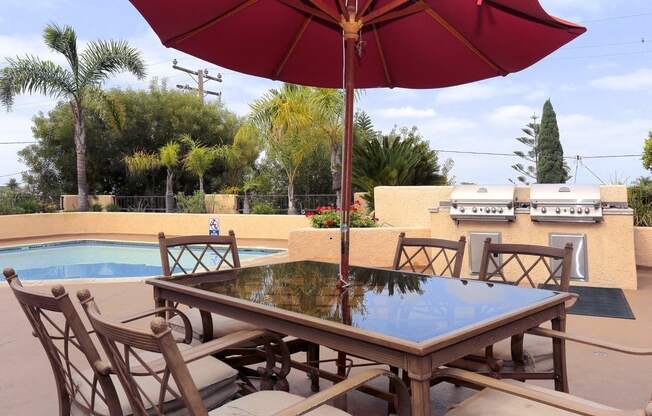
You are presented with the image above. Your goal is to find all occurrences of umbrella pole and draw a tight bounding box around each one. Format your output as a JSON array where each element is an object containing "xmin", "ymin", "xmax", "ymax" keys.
[{"xmin": 339, "ymin": 33, "xmax": 356, "ymax": 287}]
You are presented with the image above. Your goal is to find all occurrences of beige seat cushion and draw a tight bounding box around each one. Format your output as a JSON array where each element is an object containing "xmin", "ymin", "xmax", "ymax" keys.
[
  {"xmin": 446, "ymin": 381, "xmax": 618, "ymax": 416},
  {"xmin": 71, "ymin": 343, "xmax": 238, "ymax": 416},
  {"xmin": 170, "ymin": 307, "xmax": 259, "ymax": 340},
  {"xmin": 209, "ymin": 390, "xmax": 351, "ymax": 416}
]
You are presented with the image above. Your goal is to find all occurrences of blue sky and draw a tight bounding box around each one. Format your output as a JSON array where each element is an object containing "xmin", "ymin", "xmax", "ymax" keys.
[{"xmin": 1, "ymin": 0, "xmax": 651, "ymax": 185}]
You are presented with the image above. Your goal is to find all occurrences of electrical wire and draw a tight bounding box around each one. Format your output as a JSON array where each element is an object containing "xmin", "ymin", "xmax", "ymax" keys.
[
  {"xmin": 0, "ymin": 171, "xmax": 26, "ymax": 178},
  {"xmin": 583, "ymin": 12, "xmax": 652, "ymax": 23},
  {"xmin": 579, "ymin": 159, "xmax": 606, "ymax": 184},
  {"xmin": 0, "ymin": 141, "xmax": 37, "ymax": 145}
]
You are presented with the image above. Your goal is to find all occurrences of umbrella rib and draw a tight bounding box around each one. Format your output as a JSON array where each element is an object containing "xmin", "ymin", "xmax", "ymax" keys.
[
  {"xmin": 419, "ymin": 2, "xmax": 508, "ymax": 76},
  {"xmin": 365, "ymin": 2, "xmax": 428, "ymax": 25},
  {"xmin": 357, "ymin": 0, "xmax": 375, "ymax": 19},
  {"xmin": 164, "ymin": 0, "xmax": 259, "ymax": 46},
  {"xmin": 372, "ymin": 24, "xmax": 393, "ymax": 87},
  {"xmin": 275, "ymin": 16, "xmax": 313, "ymax": 78},
  {"xmin": 482, "ymin": 0, "xmax": 585, "ymax": 31},
  {"xmin": 277, "ymin": 0, "xmax": 338, "ymax": 24},
  {"xmin": 362, "ymin": 0, "xmax": 411, "ymax": 25},
  {"xmin": 305, "ymin": 0, "xmax": 340, "ymax": 22}
]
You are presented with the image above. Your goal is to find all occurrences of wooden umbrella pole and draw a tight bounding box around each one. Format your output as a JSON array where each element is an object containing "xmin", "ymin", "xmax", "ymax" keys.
[{"xmin": 339, "ymin": 15, "xmax": 361, "ymax": 286}]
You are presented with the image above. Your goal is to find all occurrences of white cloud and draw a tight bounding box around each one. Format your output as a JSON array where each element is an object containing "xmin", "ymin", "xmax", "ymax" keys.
[
  {"xmin": 488, "ymin": 105, "xmax": 537, "ymax": 125},
  {"xmin": 375, "ymin": 106, "xmax": 436, "ymax": 119},
  {"xmin": 436, "ymin": 83, "xmax": 501, "ymax": 104},
  {"xmin": 590, "ymin": 69, "xmax": 652, "ymax": 91}
]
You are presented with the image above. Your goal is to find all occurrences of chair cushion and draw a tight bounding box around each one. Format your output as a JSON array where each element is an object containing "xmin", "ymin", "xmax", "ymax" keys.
[
  {"xmin": 70, "ymin": 343, "xmax": 238, "ymax": 416},
  {"xmin": 445, "ymin": 381, "xmax": 618, "ymax": 416},
  {"xmin": 209, "ymin": 391, "xmax": 351, "ymax": 416},
  {"xmin": 170, "ymin": 307, "xmax": 259, "ymax": 340}
]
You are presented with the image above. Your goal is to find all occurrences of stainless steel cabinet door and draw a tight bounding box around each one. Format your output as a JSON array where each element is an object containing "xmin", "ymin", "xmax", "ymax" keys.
[{"xmin": 549, "ymin": 233, "xmax": 588, "ymax": 281}]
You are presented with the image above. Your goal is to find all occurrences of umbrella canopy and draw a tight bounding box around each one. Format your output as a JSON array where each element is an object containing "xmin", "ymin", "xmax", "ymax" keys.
[
  {"xmin": 131, "ymin": 0, "xmax": 585, "ymax": 283},
  {"xmin": 132, "ymin": 0, "xmax": 585, "ymax": 89}
]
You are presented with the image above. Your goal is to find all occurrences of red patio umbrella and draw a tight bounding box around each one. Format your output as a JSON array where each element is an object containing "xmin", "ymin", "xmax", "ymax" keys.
[{"xmin": 130, "ymin": 0, "xmax": 586, "ymax": 283}]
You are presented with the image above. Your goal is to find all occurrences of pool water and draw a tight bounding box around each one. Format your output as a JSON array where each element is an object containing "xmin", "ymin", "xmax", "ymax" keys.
[{"xmin": 0, "ymin": 240, "xmax": 282, "ymax": 280}]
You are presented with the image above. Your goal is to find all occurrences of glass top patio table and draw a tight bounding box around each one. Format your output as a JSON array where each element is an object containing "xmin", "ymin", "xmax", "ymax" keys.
[{"xmin": 164, "ymin": 261, "xmax": 560, "ymax": 344}]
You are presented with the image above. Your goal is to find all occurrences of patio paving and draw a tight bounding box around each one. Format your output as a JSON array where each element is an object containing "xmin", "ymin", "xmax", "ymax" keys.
[{"xmin": 1, "ymin": 268, "xmax": 651, "ymax": 415}]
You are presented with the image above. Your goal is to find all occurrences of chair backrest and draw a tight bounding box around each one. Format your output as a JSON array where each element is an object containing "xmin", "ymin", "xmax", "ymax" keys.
[
  {"xmin": 392, "ymin": 233, "xmax": 467, "ymax": 278},
  {"xmin": 158, "ymin": 231, "xmax": 241, "ymax": 276},
  {"xmin": 77, "ymin": 289, "xmax": 209, "ymax": 416},
  {"xmin": 478, "ymin": 239, "xmax": 573, "ymax": 291},
  {"xmin": 2, "ymin": 267, "xmax": 122, "ymax": 416}
]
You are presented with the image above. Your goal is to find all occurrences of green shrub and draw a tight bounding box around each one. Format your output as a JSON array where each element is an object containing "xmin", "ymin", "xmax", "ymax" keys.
[
  {"xmin": 105, "ymin": 203, "xmax": 120, "ymax": 212},
  {"xmin": 0, "ymin": 189, "xmax": 40, "ymax": 215},
  {"xmin": 176, "ymin": 191, "xmax": 207, "ymax": 213},
  {"xmin": 91, "ymin": 203, "xmax": 104, "ymax": 212},
  {"xmin": 251, "ymin": 201, "xmax": 275, "ymax": 215},
  {"xmin": 15, "ymin": 193, "xmax": 40, "ymax": 214},
  {"xmin": 629, "ymin": 185, "xmax": 652, "ymax": 227},
  {"xmin": 307, "ymin": 202, "xmax": 377, "ymax": 228}
]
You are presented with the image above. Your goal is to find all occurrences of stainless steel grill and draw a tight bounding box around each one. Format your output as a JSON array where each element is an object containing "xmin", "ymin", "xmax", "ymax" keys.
[
  {"xmin": 449, "ymin": 185, "xmax": 516, "ymax": 222},
  {"xmin": 530, "ymin": 184, "xmax": 602, "ymax": 223}
]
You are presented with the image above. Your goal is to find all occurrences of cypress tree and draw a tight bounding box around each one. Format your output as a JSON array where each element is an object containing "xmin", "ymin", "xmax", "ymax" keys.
[{"xmin": 537, "ymin": 99, "xmax": 568, "ymax": 183}]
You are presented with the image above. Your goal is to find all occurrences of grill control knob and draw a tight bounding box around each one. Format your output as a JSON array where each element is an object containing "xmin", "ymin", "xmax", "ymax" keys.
[
  {"xmin": 491, "ymin": 207, "xmax": 497, "ymax": 213},
  {"xmin": 541, "ymin": 207, "xmax": 547, "ymax": 214},
  {"xmin": 555, "ymin": 207, "xmax": 561, "ymax": 214},
  {"xmin": 585, "ymin": 207, "xmax": 590, "ymax": 214},
  {"xmin": 570, "ymin": 207, "xmax": 575, "ymax": 214},
  {"xmin": 472, "ymin": 207, "xmax": 477, "ymax": 213},
  {"xmin": 459, "ymin": 207, "xmax": 465, "ymax": 213},
  {"xmin": 577, "ymin": 206, "xmax": 583, "ymax": 214},
  {"xmin": 499, "ymin": 208, "xmax": 504, "ymax": 214}
]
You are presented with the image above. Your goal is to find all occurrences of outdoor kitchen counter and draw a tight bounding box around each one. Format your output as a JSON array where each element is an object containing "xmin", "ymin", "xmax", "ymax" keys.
[{"xmin": 429, "ymin": 209, "xmax": 637, "ymax": 290}]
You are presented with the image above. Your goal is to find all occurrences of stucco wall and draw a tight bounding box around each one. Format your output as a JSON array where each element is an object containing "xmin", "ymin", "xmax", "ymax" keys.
[
  {"xmin": 431, "ymin": 212, "xmax": 638, "ymax": 289},
  {"xmin": 288, "ymin": 227, "xmax": 430, "ymax": 267},
  {"xmin": 61, "ymin": 195, "xmax": 114, "ymax": 211},
  {"xmin": 374, "ymin": 186, "xmax": 453, "ymax": 227},
  {"xmin": 0, "ymin": 212, "xmax": 309, "ymax": 242},
  {"xmin": 635, "ymin": 227, "xmax": 652, "ymax": 268}
]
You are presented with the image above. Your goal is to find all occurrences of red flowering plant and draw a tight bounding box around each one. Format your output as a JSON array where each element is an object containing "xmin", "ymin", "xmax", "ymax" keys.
[{"xmin": 306, "ymin": 201, "xmax": 377, "ymax": 228}]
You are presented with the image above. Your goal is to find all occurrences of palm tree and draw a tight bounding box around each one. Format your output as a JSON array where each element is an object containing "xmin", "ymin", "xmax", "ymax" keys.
[
  {"xmin": 245, "ymin": 84, "xmax": 315, "ymax": 214},
  {"xmin": 0, "ymin": 24, "xmax": 145, "ymax": 211},
  {"xmin": 124, "ymin": 141, "xmax": 181, "ymax": 212},
  {"xmin": 5, "ymin": 178, "xmax": 19, "ymax": 192},
  {"xmin": 181, "ymin": 135, "xmax": 221, "ymax": 194}
]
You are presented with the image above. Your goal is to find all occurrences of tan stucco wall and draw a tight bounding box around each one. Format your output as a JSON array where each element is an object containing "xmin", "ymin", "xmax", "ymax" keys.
[
  {"xmin": 0, "ymin": 212, "xmax": 309, "ymax": 242},
  {"xmin": 205, "ymin": 194, "xmax": 237, "ymax": 214},
  {"xmin": 635, "ymin": 227, "xmax": 652, "ymax": 268},
  {"xmin": 61, "ymin": 195, "xmax": 114, "ymax": 211},
  {"xmin": 288, "ymin": 227, "xmax": 430, "ymax": 267},
  {"xmin": 374, "ymin": 186, "xmax": 453, "ymax": 227},
  {"xmin": 431, "ymin": 212, "xmax": 638, "ymax": 289}
]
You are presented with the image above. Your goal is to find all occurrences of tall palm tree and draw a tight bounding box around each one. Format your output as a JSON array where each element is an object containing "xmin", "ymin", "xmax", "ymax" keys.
[{"xmin": 0, "ymin": 24, "xmax": 145, "ymax": 211}]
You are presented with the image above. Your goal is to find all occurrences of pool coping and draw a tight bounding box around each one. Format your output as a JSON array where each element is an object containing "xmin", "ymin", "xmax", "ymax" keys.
[{"xmin": 0, "ymin": 238, "xmax": 288, "ymax": 286}]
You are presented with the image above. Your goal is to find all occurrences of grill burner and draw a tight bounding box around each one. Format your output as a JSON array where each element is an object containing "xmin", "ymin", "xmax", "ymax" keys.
[
  {"xmin": 530, "ymin": 184, "xmax": 602, "ymax": 223},
  {"xmin": 450, "ymin": 185, "xmax": 516, "ymax": 222}
]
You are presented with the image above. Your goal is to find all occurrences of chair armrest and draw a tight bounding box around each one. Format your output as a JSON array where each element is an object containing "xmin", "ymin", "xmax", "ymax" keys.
[
  {"xmin": 436, "ymin": 368, "xmax": 643, "ymax": 416},
  {"xmin": 272, "ymin": 368, "xmax": 410, "ymax": 416},
  {"xmin": 528, "ymin": 327, "xmax": 652, "ymax": 356},
  {"xmin": 130, "ymin": 330, "xmax": 266, "ymax": 376},
  {"xmin": 119, "ymin": 306, "xmax": 193, "ymax": 344}
]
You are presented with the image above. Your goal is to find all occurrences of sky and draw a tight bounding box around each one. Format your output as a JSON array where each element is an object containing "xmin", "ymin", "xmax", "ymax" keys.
[{"xmin": 0, "ymin": 0, "xmax": 651, "ymax": 186}]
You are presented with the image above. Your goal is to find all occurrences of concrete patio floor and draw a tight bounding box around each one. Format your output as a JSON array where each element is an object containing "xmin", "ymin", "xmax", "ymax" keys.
[{"xmin": 1, "ymin": 268, "xmax": 651, "ymax": 415}]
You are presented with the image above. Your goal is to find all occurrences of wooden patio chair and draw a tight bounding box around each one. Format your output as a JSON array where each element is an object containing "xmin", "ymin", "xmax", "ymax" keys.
[
  {"xmin": 158, "ymin": 231, "xmax": 260, "ymax": 343},
  {"xmin": 392, "ymin": 233, "xmax": 467, "ymax": 278},
  {"xmin": 78, "ymin": 288, "xmax": 412, "ymax": 416},
  {"xmin": 2, "ymin": 267, "xmax": 248, "ymax": 416},
  {"xmin": 451, "ymin": 239, "xmax": 574, "ymax": 387},
  {"xmin": 436, "ymin": 328, "xmax": 652, "ymax": 415}
]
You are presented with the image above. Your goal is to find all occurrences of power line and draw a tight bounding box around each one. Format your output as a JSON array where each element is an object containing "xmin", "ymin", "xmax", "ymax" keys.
[
  {"xmin": 564, "ymin": 38, "xmax": 647, "ymax": 50},
  {"xmin": 0, "ymin": 141, "xmax": 37, "ymax": 145},
  {"xmin": 433, "ymin": 149, "xmax": 642, "ymax": 159},
  {"xmin": 0, "ymin": 171, "xmax": 26, "ymax": 178},
  {"xmin": 584, "ymin": 12, "xmax": 652, "ymax": 23},
  {"xmin": 171, "ymin": 59, "xmax": 222, "ymax": 102},
  {"xmin": 551, "ymin": 48, "xmax": 652, "ymax": 60}
]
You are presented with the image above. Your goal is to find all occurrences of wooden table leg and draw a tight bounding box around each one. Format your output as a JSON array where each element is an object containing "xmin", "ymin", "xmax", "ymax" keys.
[
  {"xmin": 306, "ymin": 342, "xmax": 320, "ymax": 392},
  {"xmin": 408, "ymin": 357, "xmax": 432, "ymax": 416},
  {"xmin": 552, "ymin": 309, "xmax": 569, "ymax": 393},
  {"xmin": 511, "ymin": 333, "xmax": 526, "ymax": 364}
]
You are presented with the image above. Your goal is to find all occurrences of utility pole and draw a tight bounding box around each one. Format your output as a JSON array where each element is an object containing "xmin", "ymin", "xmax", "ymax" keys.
[{"xmin": 172, "ymin": 59, "xmax": 222, "ymax": 103}]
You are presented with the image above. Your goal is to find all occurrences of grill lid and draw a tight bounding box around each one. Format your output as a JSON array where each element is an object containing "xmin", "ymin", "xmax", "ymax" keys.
[
  {"xmin": 530, "ymin": 184, "xmax": 600, "ymax": 204},
  {"xmin": 451, "ymin": 185, "xmax": 516, "ymax": 203}
]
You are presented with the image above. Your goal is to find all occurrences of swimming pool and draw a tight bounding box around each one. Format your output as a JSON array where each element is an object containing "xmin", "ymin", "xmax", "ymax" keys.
[{"xmin": 0, "ymin": 240, "xmax": 283, "ymax": 280}]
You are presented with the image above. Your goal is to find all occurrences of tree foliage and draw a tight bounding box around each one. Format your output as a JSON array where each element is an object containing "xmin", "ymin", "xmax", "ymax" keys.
[
  {"xmin": 512, "ymin": 114, "xmax": 540, "ymax": 184},
  {"xmin": 352, "ymin": 126, "xmax": 448, "ymax": 207},
  {"xmin": 642, "ymin": 132, "xmax": 652, "ymax": 171},
  {"xmin": 20, "ymin": 80, "xmax": 244, "ymax": 200},
  {"xmin": 536, "ymin": 99, "xmax": 569, "ymax": 183}
]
